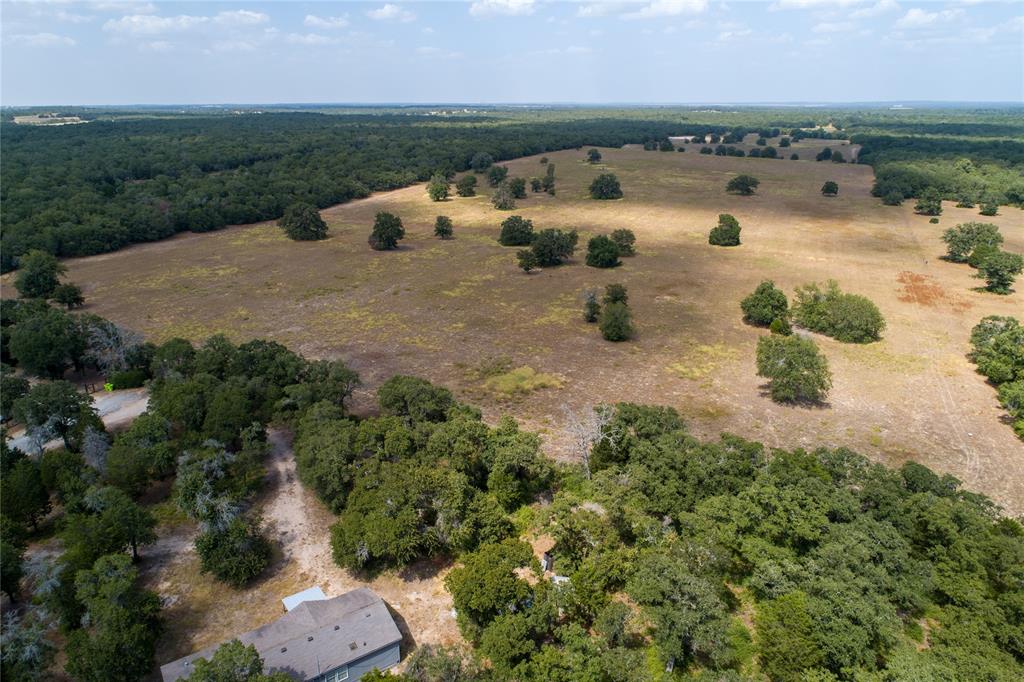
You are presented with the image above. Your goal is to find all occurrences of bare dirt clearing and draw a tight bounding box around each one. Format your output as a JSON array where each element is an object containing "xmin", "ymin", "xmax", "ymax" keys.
[{"xmin": 51, "ymin": 147, "xmax": 1024, "ymax": 513}]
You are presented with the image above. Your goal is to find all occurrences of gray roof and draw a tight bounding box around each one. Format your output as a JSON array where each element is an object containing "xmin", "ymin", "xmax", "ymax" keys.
[{"xmin": 160, "ymin": 588, "xmax": 402, "ymax": 682}]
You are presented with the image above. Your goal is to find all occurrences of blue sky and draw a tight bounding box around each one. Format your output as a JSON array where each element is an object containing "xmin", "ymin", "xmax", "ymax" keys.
[{"xmin": 2, "ymin": 1, "xmax": 1021, "ymax": 105}]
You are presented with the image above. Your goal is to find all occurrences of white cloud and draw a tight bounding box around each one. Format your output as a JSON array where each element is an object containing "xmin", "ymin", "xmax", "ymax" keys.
[
  {"xmin": 103, "ymin": 14, "xmax": 208, "ymax": 34},
  {"xmin": 141, "ymin": 40, "xmax": 174, "ymax": 52},
  {"xmin": 54, "ymin": 10, "xmax": 94, "ymax": 24},
  {"xmin": 214, "ymin": 10, "xmax": 269, "ymax": 27},
  {"xmin": 470, "ymin": 0, "xmax": 535, "ymax": 16},
  {"xmin": 416, "ymin": 46, "xmax": 463, "ymax": 58},
  {"xmin": 304, "ymin": 14, "xmax": 349, "ymax": 29},
  {"xmin": 895, "ymin": 7, "xmax": 963, "ymax": 28},
  {"xmin": 212, "ymin": 39, "xmax": 257, "ymax": 52},
  {"xmin": 10, "ymin": 32, "xmax": 76, "ymax": 47},
  {"xmin": 576, "ymin": 3, "xmax": 622, "ymax": 18},
  {"xmin": 850, "ymin": 0, "xmax": 899, "ymax": 19},
  {"xmin": 89, "ymin": 2, "xmax": 157, "ymax": 13},
  {"xmin": 813, "ymin": 21, "xmax": 855, "ymax": 32},
  {"xmin": 717, "ymin": 28, "xmax": 752, "ymax": 41},
  {"xmin": 771, "ymin": 0, "xmax": 866, "ymax": 9},
  {"xmin": 626, "ymin": 0, "xmax": 709, "ymax": 19},
  {"xmin": 366, "ymin": 4, "xmax": 416, "ymax": 22},
  {"xmin": 285, "ymin": 33, "xmax": 339, "ymax": 46}
]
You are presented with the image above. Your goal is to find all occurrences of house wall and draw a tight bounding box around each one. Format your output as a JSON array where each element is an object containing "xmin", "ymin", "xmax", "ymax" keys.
[{"xmin": 312, "ymin": 643, "xmax": 401, "ymax": 682}]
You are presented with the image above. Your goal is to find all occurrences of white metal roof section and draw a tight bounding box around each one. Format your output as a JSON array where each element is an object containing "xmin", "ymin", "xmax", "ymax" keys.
[{"xmin": 282, "ymin": 586, "xmax": 328, "ymax": 612}]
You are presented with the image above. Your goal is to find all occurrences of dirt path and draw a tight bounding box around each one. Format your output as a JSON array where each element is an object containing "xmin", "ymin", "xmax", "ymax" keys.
[{"xmin": 6, "ymin": 387, "xmax": 149, "ymax": 453}]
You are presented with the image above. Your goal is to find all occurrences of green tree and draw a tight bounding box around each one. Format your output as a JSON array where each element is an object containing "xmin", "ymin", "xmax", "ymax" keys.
[
  {"xmin": 508, "ymin": 177, "xmax": 527, "ymax": 199},
  {"xmin": 530, "ymin": 178, "xmax": 542, "ymax": 193},
  {"xmin": 587, "ymin": 148, "xmax": 602, "ymax": 164},
  {"xmin": 188, "ymin": 639, "xmax": 293, "ymax": 682},
  {"xmin": 741, "ymin": 281, "xmax": 788, "ymax": 327},
  {"xmin": 790, "ymin": 281, "xmax": 886, "ymax": 343},
  {"xmin": 1, "ymin": 536, "xmax": 25, "ymax": 601},
  {"xmin": 427, "ymin": 174, "xmax": 451, "ymax": 202},
  {"xmin": 491, "ymin": 182, "xmax": 516, "ymax": 210},
  {"xmin": 445, "ymin": 539, "xmax": 534, "ymax": 633},
  {"xmin": 14, "ymin": 250, "xmax": 66, "ymax": 299},
  {"xmin": 487, "ymin": 165, "xmax": 509, "ymax": 187},
  {"xmin": 499, "ymin": 216, "xmax": 534, "ymax": 246},
  {"xmin": 0, "ymin": 459, "xmax": 49, "ymax": 531},
  {"xmin": 456, "ymin": 174, "xmax": 478, "ymax": 197},
  {"xmin": 709, "ymin": 214, "xmax": 741, "ymax": 246},
  {"xmin": 610, "ymin": 229, "xmax": 636, "ymax": 256},
  {"xmin": 369, "ymin": 212, "xmax": 405, "ymax": 251},
  {"xmin": 967, "ymin": 243, "xmax": 1000, "ymax": 269},
  {"xmin": 530, "ymin": 229, "xmax": 578, "ymax": 267},
  {"xmin": 603, "ymin": 283, "xmax": 628, "ymax": 305},
  {"xmin": 589, "ymin": 174, "xmax": 623, "ymax": 200},
  {"xmin": 882, "ymin": 190, "xmax": 904, "ymax": 206},
  {"xmin": 979, "ymin": 251, "xmax": 1024, "ymax": 294},
  {"xmin": 378, "ymin": 375, "xmax": 454, "ymax": 422},
  {"xmin": 599, "ymin": 303, "xmax": 633, "ymax": 342},
  {"xmin": 779, "ymin": 137, "xmax": 791, "ymax": 147},
  {"xmin": 542, "ymin": 164, "xmax": 556, "ymax": 194},
  {"xmin": 434, "ymin": 216, "xmax": 454, "ymax": 239},
  {"xmin": 942, "ymin": 222, "xmax": 1002, "ymax": 262},
  {"xmin": 979, "ymin": 201, "xmax": 999, "ymax": 217},
  {"xmin": 517, "ymin": 250, "xmax": 538, "ymax": 273},
  {"xmin": 726, "ymin": 175, "xmax": 760, "ymax": 195},
  {"xmin": 7, "ymin": 306, "xmax": 85, "ymax": 378},
  {"xmin": 583, "ymin": 291, "xmax": 600, "ymax": 323},
  {"xmin": 52, "ymin": 283, "xmax": 85, "ymax": 309},
  {"xmin": 470, "ymin": 152, "xmax": 494, "ymax": 173},
  {"xmin": 914, "ymin": 189, "xmax": 943, "ymax": 216},
  {"xmin": 821, "ymin": 181, "xmax": 839, "ymax": 196},
  {"xmin": 1, "ymin": 367, "xmax": 30, "ymax": 419},
  {"xmin": 756, "ymin": 591, "xmax": 825, "ymax": 682},
  {"xmin": 586, "ymin": 235, "xmax": 621, "ymax": 268},
  {"xmin": 277, "ymin": 202, "xmax": 328, "ymax": 241},
  {"xmin": 195, "ymin": 516, "xmax": 271, "ymax": 587},
  {"xmin": 756, "ymin": 335, "xmax": 832, "ymax": 403},
  {"xmin": 12, "ymin": 381, "xmax": 97, "ymax": 451}
]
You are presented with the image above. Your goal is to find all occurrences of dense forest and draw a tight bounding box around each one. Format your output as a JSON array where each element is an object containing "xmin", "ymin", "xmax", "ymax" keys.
[{"xmin": 3, "ymin": 106, "xmax": 1022, "ymax": 271}]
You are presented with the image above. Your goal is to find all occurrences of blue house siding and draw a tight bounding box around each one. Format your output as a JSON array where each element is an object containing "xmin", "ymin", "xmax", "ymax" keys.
[{"xmin": 312, "ymin": 642, "xmax": 401, "ymax": 682}]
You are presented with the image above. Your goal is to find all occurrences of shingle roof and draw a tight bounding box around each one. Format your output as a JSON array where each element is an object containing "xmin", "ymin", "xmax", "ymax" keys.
[{"xmin": 160, "ymin": 587, "xmax": 402, "ymax": 681}]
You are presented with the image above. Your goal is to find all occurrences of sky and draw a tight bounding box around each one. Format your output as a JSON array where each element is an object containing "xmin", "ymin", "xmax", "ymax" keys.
[{"xmin": 2, "ymin": 0, "xmax": 1022, "ymax": 106}]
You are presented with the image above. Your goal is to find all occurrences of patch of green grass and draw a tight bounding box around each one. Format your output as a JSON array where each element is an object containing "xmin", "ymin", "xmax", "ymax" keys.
[
  {"xmin": 484, "ymin": 366, "xmax": 563, "ymax": 395},
  {"xmin": 667, "ymin": 343, "xmax": 739, "ymax": 380}
]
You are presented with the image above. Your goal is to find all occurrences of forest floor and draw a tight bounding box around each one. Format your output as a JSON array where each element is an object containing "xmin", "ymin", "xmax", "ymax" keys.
[{"xmin": 51, "ymin": 142, "xmax": 1024, "ymax": 514}]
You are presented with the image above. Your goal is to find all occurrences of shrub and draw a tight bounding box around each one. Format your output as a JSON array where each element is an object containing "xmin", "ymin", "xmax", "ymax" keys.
[
  {"xmin": 14, "ymin": 250, "xmax": 66, "ymax": 299},
  {"xmin": 587, "ymin": 149, "xmax": 602, "ymax": 164},
  {"xmin": 967, "ymin": 243, "xmax": 1000, "ymax": 269},
  {"xmin": 517, "ymin": 250, "xmax": 538, "ymax": 273},
  {"xmin": 769, "ymin": 317, "xmax": 792, "ymax": 336},
  {"xmin": 929, "ymin": 217, "xmax": 940, "ymax": 224},
  {"xmin": 530, "ymin": 229, "xmax": 578, "ymax": 267},
  {"xmin": 52, "ymin": 283, "xmax": 85, "ymax": 309},
  {"xmin": 791, "ymin": 281, "xmax": 886, "ymax": 343},
  {"xmin": 610, "ymin": 229, "xmax": 636, "ymax": 256},
  {"xmin": 539, "ymin": 157, "xmax": 548, "ymax": 165},
  {"xmin": 586, "ymin": 236, "xmax": 621, "ymax": 268},
  {"xmin": 589, "ymin": 174, "xmax": 623, "ymax": 200},
  {"xmin": 979, "ymin": 202, "xmax": 998, "ymax": 217},
  {"xmin": 979, "ymin": 251, "xmax": 1024, "ymax": 294},
  {"xmin": 108, "ymin": 369, "xmax": 147, "ymax": 389},
  {"xmin": 821, "ymin": 181, "xmax": 839, "ymax": 197},
  {"xmin": 942, "ymin": 223, "xmax": 1002, "ymax": 262},
  {"xmin": 790, "ymin": 153, "xmax": 799, "ymax": 160},
  {"xmin": 603, "ymin": 283, "xmax": 628, "ymax": 305},
  {"xmin": 882, "ymin": 191, "xmax": 904, "ymax": 206},
  {"xmin": 756, "ymin": 335, "xmax": 832, "ymax": 403},
  {"xmin": 195, "ymin": 517, "xmax": 271, "ymax": 587},
  {"xmin": 831, "ymin": 151, "xmax": 845, "ymax": 163},
  {"xmin": 726, "ymin": 175, "xmax": 760, "ymax": 196},
  {"xmin": 456, "ymin": 175, "xmax": 478, "ymax": 197},
  {"xmin": 583, "ymin": 291, "xmax": 600, "ymax": 323},
  {"xmin": 709, "ymin": 214, "xmax": 741, "ymax": 247},
  {"xmin": 491, "ymin": 183, "xmax": 516, "ymax": 210},
  {"xmin": 278, "ymin": 203, "xmax": 328, "ymax": 241},
  {"xmin": 369, "ymin": 212, "xmax": 404, "ymax": 250},
  {"xmin": 969, "ymin": 316, "xmax": 1023, "ymax": 439},
  {"xmin": 741, "ymin": 281, "xmax": 788, "ymax": 326},
  {"xmin": 700, "ymin": 146, "xmax": 713, "ymax": 155},
  {"xmin": 498, "ymin": 216, "xmax": 534, "ymax": 246},
  {"xmin": 434, "ymin": 216, "xmax": 454, "ymax": 239},
  {"xmin": 600, "ymin": 303, "xmax": 633, "ymax": 342},
  {"xmin": 427, "ymin": 174, "xmax": 450, "ymax": 202},
  {"xmin": 508, "ymin": 177, "xmax": 527, "ymax": 199},
  {"xmin": 914, "ymin": 189, "xmax": 943, "ymax": 216},
  {"xmin": 487, "ymin": 166, "xmax": 509, "ymax": 187},
  {"xmin": 530, "ymin": 178, "xmax": 542, "ymax": 193}
]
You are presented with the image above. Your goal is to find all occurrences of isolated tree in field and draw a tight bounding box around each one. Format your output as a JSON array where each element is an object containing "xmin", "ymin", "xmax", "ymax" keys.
[
  {"xmin": 427, "ymin": 174, "xmax": 450, "ymax": 202},
  {"xmin": 600, "ymin": 303, "xmax": 633, "ymax": 342},
  {"xmin": 603, "ymin": 283, "xmax": 628, "ymax": 305},
  {"xmin": 590, "ymin": 173, "xmax": 623, "ymax": 200},
  {"xmin": 530, "ymin": 229, "xmax": 578, "ymax": 267},
  {"xmin": 13, "ymin": 381, "xmax": 97, "ymax": 451},
  {"xmin": 659, "ymin": 139, "xmax": 674, "ymax": 151},
  {"xmin": 821, "ymin": 181, "xmax": 839, "ymax": 196},
  {"xmin": 499, "ymin": 216, "xmax": 534, "ymax": 246},
  {"xmin": 586, "ymin": 235, "xmax": 621, "ymax": 268},
  {"xmin": 368, "ymin": 212, "xmax": 405, "ymax": 250},
  {"xmin": 756, "ymin": 335, "xmax": 832, "ymax": 403},
  {"xmin": 779, "ymin": 137, "xmax": 791, "ymax": 147},
  {"xmin": 831, "ymin": 150, "xmax": 845, "ymax": 163},
  {"xmin": 791, "ymin": 281, "xmax": 886, "ymax": 343},
  {"xmin": 741, "ymin": 281, "xmax": 788, "ymax": 327},
  {"xmin": 14, "ymin": 250, "xmax": 66, "ymax": 299},
  {"xmin": 471, "ymin": 152, "xmax": 494, "ymax": 172},
  {"xmin": 587, "ymin": 148, "xmax": 602, "ymax": 164},
  {"xmin": 726, "ymin": 174, "xmax": 760, "ymax": 196},
  {"xmin": 790, "ymin": 153, "xmax": 799, "ymax": 160},
  {"xmin": 942, "ymin": 222, "xmax": 1003, "ymax": 262},
  {"xmin": 530, "ymin": 177, "xmax": 542, "ymax": 193},
  {"xmin": 708, "ymin": 213, "xmax": 741, "ymax": 246},
  {"xmin": 487, "ymin": 165, "xmax": 509, "ymax": 187},
  {"xmin": 583, "ymin": 291, "xmax": 600, "ymax": 323},
  {"xmin": 816, "ymin": 147, "xmax": 833, "ymax": 162},
  {"xmin": 540, "ymin": 156, "xmax": 549, "ymax": 165},
  {"xmin": 979, "ymin": 200, "xmax": 999, "ymax": 217},
  {"xmin": 278, "ymin": 202, "xmax": 328, "ymax": 241},
  {"xmin": 491, "ymin": 182, "xmax": 516, "ymax": 210},
  {"xmin": 434, "ymin": 215, "xmax": 454, "ymax": 239},
  {"xmin": 914, "ymin": 189, "xmax": 943, "ymax": 216},
  {"xmin": 517, "ymin": 250, "xmax": 538, "ymax": 273},
  {"xmin": 456, "ymin": 174, "xmax": 478, "ymax": 197},
  {"xmin": 195, "ymin": 516, "xmax": 272, "ymax": 587},
  {"xmin": 979, "ymin": 251, "xmax": 1024, "ymax": 294},
  {"xmin": 508, "ymin": 177, "xmax": 527, "ymax": 199},
  {"xmin": 609, "ymin": 229, "xmax": 636, "ymax": 257},
  {"xmin": 52, "ymin": 283, "xmax": 85, "ymax": 309}
]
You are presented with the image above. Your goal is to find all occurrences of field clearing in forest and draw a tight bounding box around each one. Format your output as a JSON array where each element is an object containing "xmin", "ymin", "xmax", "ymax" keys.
[{"xmin": 47, "ymin": 145, "xmax": 1024, "ymax": 514}]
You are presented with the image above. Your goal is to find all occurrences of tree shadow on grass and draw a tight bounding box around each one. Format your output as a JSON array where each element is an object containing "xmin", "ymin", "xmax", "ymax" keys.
[
  {"xmin": 757, "ymin": 383, "xmax": 832, "ymax": 410},
  {"xmin": 385, "ymin": 601, "xmax": 418, "ymax": 660}
]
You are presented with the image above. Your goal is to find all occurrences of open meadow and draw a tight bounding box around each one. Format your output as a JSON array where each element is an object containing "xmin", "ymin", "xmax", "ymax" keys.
[{"xmin": 53, "ymin": 145, "xmax": 1024, "ymax": 514}]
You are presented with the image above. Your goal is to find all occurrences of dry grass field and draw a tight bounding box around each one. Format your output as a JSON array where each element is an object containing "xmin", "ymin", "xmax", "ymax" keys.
[{"xmin": 52, "ymin": 146, "xmax": 1024, "ymax": 514}]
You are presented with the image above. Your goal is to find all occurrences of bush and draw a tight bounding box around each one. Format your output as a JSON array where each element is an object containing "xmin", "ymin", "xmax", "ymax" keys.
[
  {"xmin": 530, "ymin": 229, "xmax": 578, "ymax": 267},
  {"xmin": 741, "ymin": 281, "xmax": 788, "ymax": 327},
  {"xmin": 610, "ymin": 229, "xmax": 636, "ymax": 256},
  {"xmin": 517, "ymin": 250, "xmax": 538, "ymax": 273},
  {"xmin": 726, "ymin": 175, "xmax": 760, "ymax": 195},
  {"xmin": 278, "ymin": 203, "xmax": 328, "ymax": 241},
  {"xmin": 427, "ymin": 174, "xmax": 450, "ymax": 201},
  {"xmin": 979, "ymin": 202, "xmax": 998, "ymax": 217},
  {"xmin": 914, "ymin": 189, "xmax": 943, "ymax": 216},
  {"xmin": 456, "ymin": 175, "xmax": 478, "ymax": 197},
  {"xmin": 586, "ymin": 236, "xmax": 621, "ymax": 268},
  {"xmin": 969, "ymin": 316, "xmax": 1023, "ymax": 439},
  {"xmin": 508, "ymin": 177, "xmax": 527, "ymax": 199},
  {"xmin": 979, "ymin": 251, "xmax": 1024, "ymax": 294},
  {"xmin": 603, "ymin": 283, "xmax": 628, "ymax": 305},
  {"xmin": 587, "ymin": 149, "xmax": 602, "ymax": 164},
  {"xmin": 369, "ymin": 212, "xmax": 405, "ymax": 250},
  {"xmin": 108, "ymin": 369, "xmax": 147, "ymax": 389},
  {"xmin": 756, "ymin": 335, "xmax": 832, "ymax": 403},
  {"xmin": 195, "ymin": 517, "xmax": 271, "ymax": 587},
  {"xmin": 530, "ymin": 178, "xmax": 542, "ymax": 193},
  {"xmin": 491, "ymin": 183, "xmax": 516, "ymax": 210},
  {"xmin": 769, "ymin": 317, "xmax": 792, "ymax": 336},
  {"xmin": 599, "ymin": 303, "xmax": 633, "ymax": 342},
  {"xmin": 487, "ymin": 166, "xmax": 509, "ymax": 187},
  {"xmin": 791, "ymin": 281, "xmax": 886, "ymax": 343},
  {"xmin": 821, "ymin": 181, "xmax": 839, "ymax": 196},
  {"xmin": 583, "ymin": 291, "xmax": 600, "ymax": 323},
  {"xmin": 51, "ymin": 283, "xmax": 85, "ymax": 309},
  {"xmin": 434, "ymin": 216, "xmax": 454, "ymax": 239},
  {"xmin": 700, "ymin": 146, "xmax": 713, "ymax": 155},
  {"xmin": 709, "ymin": 214, "xmax": 741, "ymax": 247},
  {"xmin": 790, "ymin": 153, "xmax": 799, "ymax": 160},
  {"xmin": 498, "ymin": 216, "xmax": 534, "ymax": 246},
  {"xmin": 14, "ymin": 250, "xmax": 65, "ymax": 299},
  {"xmin": 967, "ymin": 243, "xmax": 999, "ymax": 269},
  {"xmin": 942, "ymin": 223, "xmax": 1002, "ymax": 262},
  {"xmin": 882, "ymin": 191, "xmax": 904, "ymax": 206},
  {"xmin": 590, "ymin": 174, "xmax": 623, "ymax": 200}
]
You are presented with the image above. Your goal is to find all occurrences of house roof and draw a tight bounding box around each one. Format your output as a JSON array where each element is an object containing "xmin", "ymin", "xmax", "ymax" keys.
[
  {"xmin": 160, "ymin": 588, "xmax": 402, "ymax": 682},
  {"xmin": 282, "ymin": 586, "xmax": 327, "ymax": 612}
]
